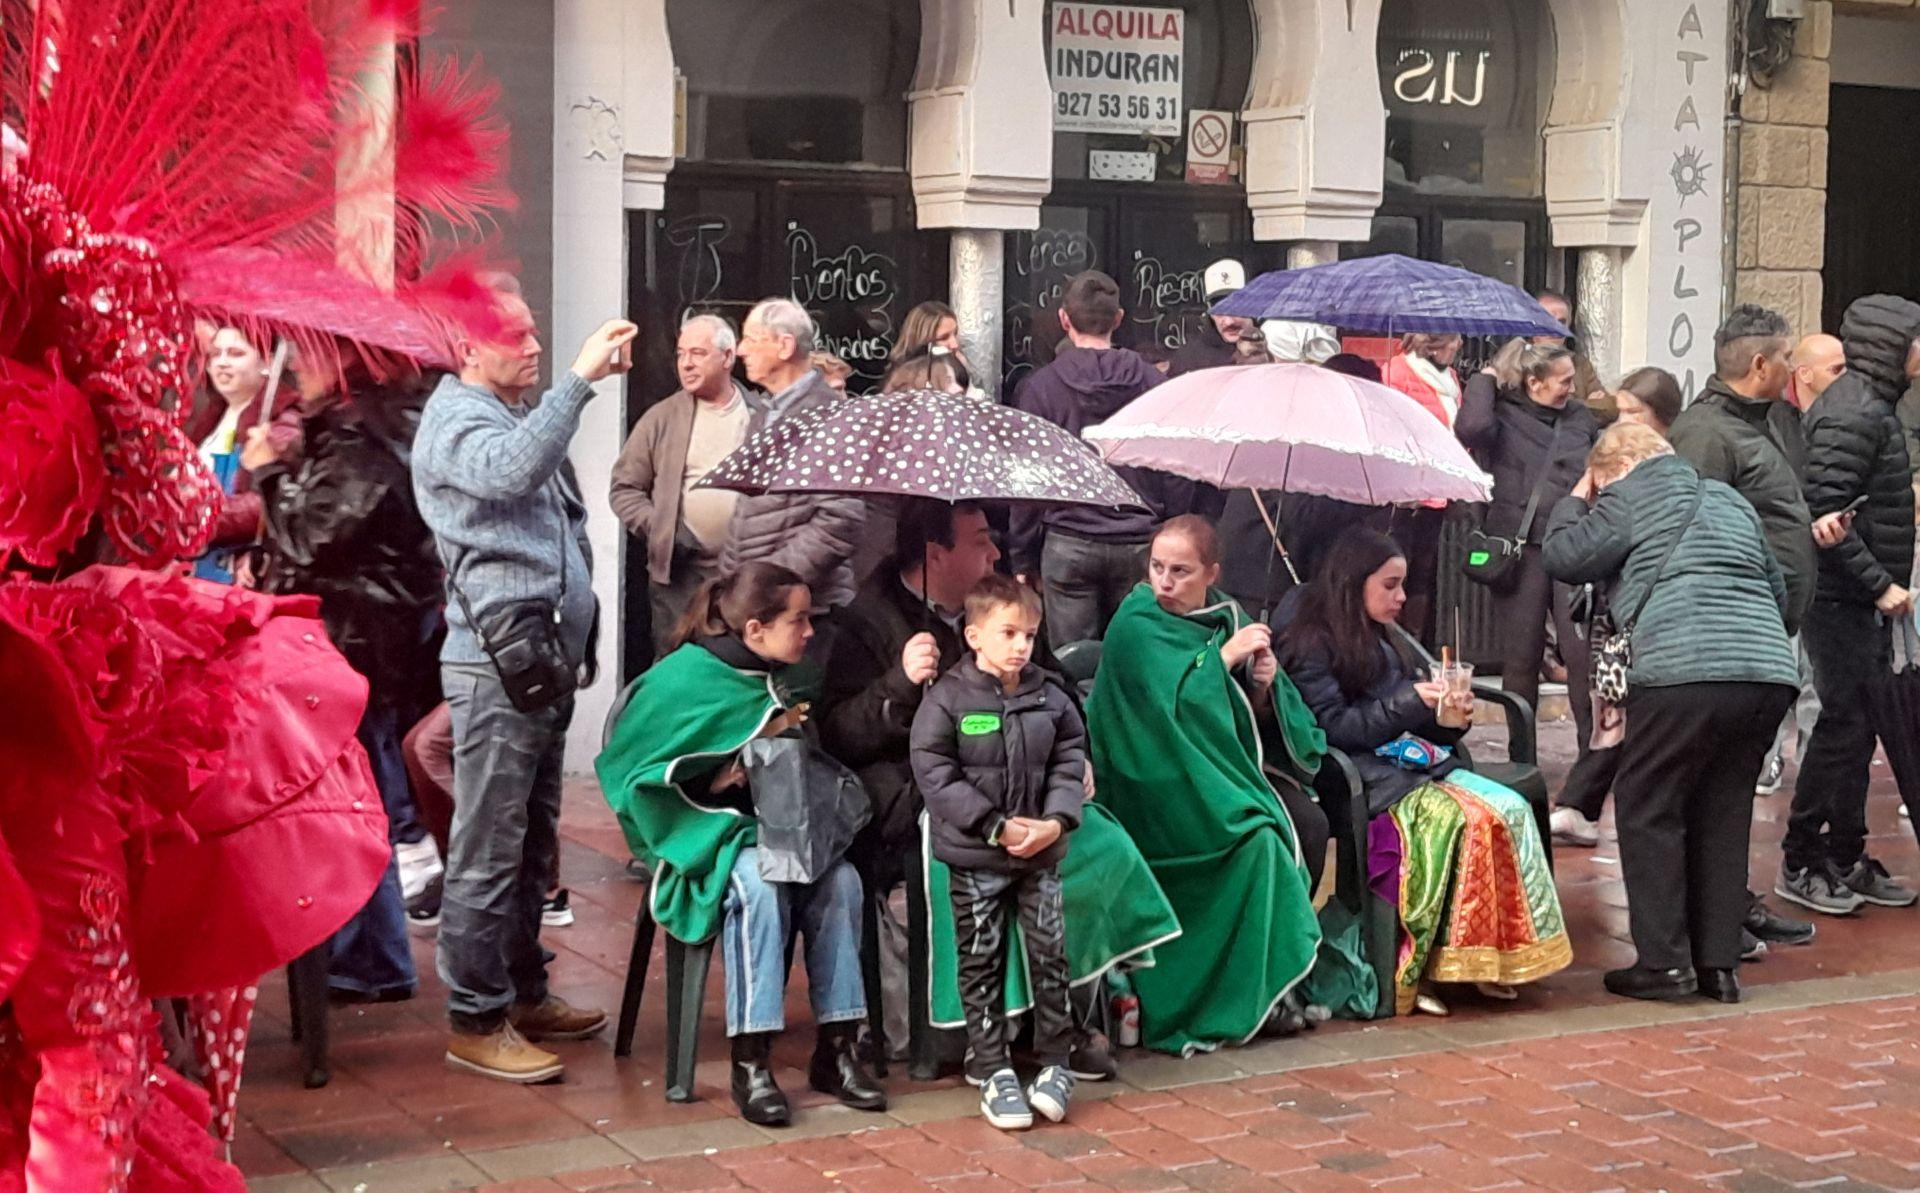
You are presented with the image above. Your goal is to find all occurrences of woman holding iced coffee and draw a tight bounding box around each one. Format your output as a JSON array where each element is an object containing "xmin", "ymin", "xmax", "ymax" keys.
[{"xmin": 1277, "ymin": 531, "xmax": 1572, "ymax": 1017}]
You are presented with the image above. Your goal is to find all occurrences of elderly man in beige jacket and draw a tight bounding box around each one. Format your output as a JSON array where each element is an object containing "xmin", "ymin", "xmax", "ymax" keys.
[{"xmin": 610, "ymin": 313, "xmax": 753, "ymax": 657}]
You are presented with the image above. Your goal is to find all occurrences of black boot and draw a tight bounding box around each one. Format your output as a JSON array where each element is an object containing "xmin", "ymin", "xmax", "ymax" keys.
[
  {"xmin": 729, "ymin": 1032, "xmax": 790, "ymax": 1126},
  {"xmin": 1696, "ymin": 967, "xmax": 1741, "ymax": 1004},
  {"xmin": 1602, "ymin": 965, "xmax": 1698, "ymax": 1002},
  {"xmin": 808, "ymin": 1023, "xmax": 887, "ymax": 1111}
]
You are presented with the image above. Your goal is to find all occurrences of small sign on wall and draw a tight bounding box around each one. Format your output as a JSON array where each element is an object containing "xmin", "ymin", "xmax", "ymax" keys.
[
  {"xmin": 1088, "ymin": 150, "xmax": 1157, "ymax": 182},
  {"xmin": 1184, "ymin": 109, "xmax": 1232, "ymax": 183}
]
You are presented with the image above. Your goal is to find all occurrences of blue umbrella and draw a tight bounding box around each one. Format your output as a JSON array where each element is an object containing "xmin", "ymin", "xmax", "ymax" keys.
[{"xmin": 1212, "ymin": 253, "xmax": 1570, "ymax": 338}]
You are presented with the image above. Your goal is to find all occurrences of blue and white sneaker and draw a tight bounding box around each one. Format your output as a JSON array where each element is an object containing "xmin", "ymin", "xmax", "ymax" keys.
[
  {"xmin": 1027, "ymin": 1065, "xmax": 1076, "ymax": 1124},
  {"xmin": 980, "ymin": 1068, "xmax": 1032, "ymax": 1130}
]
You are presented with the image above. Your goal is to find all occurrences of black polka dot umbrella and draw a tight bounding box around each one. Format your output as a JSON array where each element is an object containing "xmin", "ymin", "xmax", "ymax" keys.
[{"xmin": 697, "ymin": 388, "xmax": 1147, "ymax": 511}]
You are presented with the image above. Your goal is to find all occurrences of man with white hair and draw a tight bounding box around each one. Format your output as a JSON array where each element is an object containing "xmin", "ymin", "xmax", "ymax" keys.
[
  {"xmin": 723, "ymin": 298, "xmax": 866, "ymax": 637},
  {"xmin": 611, "ymin": 313, "xmax": 753, "ymax": 657}
]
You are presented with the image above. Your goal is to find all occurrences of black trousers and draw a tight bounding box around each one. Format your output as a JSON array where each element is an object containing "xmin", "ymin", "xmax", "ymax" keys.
[
  {"xmin": 951, "ymin": 864, "xmax": 1072, "ymax": 1078},
  {"xmin": 1276, "ymin": 775, "xmax": 1331, "ymax": 894},
  {"xmin": 1495, "ymin": 546, "xmax": 1612, "ymax": 818},
  {"xmin": 1613, "ymin": 682, "xmax": 1794, "ymax": 971},
  {"xmin": 1040, "ymin": 532, "xmax": 1150, "ymax": 645},
  {"xmin": 1784, "ymin": 600, "xmax": 1892, "ymax": 873}
]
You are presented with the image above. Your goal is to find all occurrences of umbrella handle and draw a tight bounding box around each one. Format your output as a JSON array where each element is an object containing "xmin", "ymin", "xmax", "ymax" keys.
[{"xmin": 1249, "ymin": 489, "xmax": 1302, "ymax": 586}]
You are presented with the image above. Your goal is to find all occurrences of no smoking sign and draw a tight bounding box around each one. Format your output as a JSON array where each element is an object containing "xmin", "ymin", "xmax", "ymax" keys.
[{"xmin": 1185, "ymin": 108, "xmax": 1232, "ymax": 184}]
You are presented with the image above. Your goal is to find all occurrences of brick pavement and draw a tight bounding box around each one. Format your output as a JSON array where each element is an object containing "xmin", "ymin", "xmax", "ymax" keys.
[
  {"xmin": 240, "ymin": 717, "xmax": 1920, "ymax": 1192},
  {"xmin": 458, "ymin": 994, "xmax": 1920, "ymax": 1192}
]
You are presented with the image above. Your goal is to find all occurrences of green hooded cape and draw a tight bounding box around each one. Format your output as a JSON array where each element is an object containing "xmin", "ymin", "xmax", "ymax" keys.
[
  {"xmin": 594, "ymin": 643, "xmax": 792, "ymax": 944},
  {"xmin": 924, "ymin": 802, "xmax": 1182, "ymax": 1026},
  {"xmin": 1084, "ymin": 584, "xmax": 1327, "ymax": 1055}
]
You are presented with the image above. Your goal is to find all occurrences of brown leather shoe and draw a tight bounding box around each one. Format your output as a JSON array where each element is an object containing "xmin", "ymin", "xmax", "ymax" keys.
[
  {"xmin": 445, "ymin": 1022, "xmax": 564, "ymax": 1083},
  {"xmin": 509, "ymin": 994, "xmax": 608, "ymax": 1042}
]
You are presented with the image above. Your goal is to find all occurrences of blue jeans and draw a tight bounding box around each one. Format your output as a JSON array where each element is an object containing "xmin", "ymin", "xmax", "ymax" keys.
[
  {"xmin": 360, "ymin": 699, "xmax": 427, "ymax": 846},
  {"xmin": 721, "ymin": 849, "xmax": 867, "ymax": 1037},
  {"xmin": 329, "ymin": 704, "xmax": 419, "ymax": 996},
  {"xmin": 437, "ymin": 662, "xmax": 570, "ymax": 1033}
]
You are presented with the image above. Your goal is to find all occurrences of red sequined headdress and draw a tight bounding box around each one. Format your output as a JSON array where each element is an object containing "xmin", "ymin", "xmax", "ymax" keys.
[{"xmin": 0, "ymin": 0, "xmax": 512, "ymax": 569}]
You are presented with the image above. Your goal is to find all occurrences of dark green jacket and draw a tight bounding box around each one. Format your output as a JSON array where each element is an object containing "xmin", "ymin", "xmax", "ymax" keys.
[
  {"xmin": 1666, "ymin": 377, "xmax": 1814, "ymax": 634},
  {"xmin": 1541, "ymin": 454, "xmax": 1797, "ymax": 691}
]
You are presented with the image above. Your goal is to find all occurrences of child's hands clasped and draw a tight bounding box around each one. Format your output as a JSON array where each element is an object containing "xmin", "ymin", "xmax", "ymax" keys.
[{"xmin": 1002, "ymin": 816, "xmax": 1062, "ymax": 859}]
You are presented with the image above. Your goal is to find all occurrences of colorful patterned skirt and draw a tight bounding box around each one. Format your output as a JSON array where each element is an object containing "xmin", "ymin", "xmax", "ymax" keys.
[{"xmin": 1380, "ymin": 770, "xmax": 1571, "ymax": 1015}]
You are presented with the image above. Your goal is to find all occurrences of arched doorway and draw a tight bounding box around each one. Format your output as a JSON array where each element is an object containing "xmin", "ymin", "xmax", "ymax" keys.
[
  {"xmin": 632, "ymin": 0, "xmax": 941, "ymax": 403},
  {"xmin": 1002, "ymin": 0, "xmax": 1274, "ymax": 394},
  {"xmin": 623, "ymin": 0, "xmax": 938, "ymax": 673},
  {"xmin": 1349, "ymin": 0, "xmax": 1559, "ymax": 296}
]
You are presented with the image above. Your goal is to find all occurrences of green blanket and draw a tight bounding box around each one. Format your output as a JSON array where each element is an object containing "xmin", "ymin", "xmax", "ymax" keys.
[
  {"xmin": 594, "ymin": 644, "xmax": 792, "ymax": 944},
  {"xmin": 925, "ymin": 802, "xmax": 1182, "ymax": 1027},
  {"xmin": 1084, "ymin": 584, "xmax": 1327, "ymax": 1055}
]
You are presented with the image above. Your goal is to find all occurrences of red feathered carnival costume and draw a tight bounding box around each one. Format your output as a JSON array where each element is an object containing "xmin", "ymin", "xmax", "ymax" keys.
[{"xmin": 0, "ymin": 1, "xmax": 513, "ymax": 1188}]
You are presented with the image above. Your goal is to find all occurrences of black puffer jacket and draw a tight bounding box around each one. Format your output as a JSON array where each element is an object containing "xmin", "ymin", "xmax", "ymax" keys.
[
  {"xmin": 1803, "ymin": 295, "xmax": 1920, "ymax": 605},
  {"xmin": 1275, "ymin": 610, "xmax": 1463, "ymax": 816},
  {"xmin": 820, "ymin": 575, "xmax": 966, "ymax": 878},
  {"xmin": 1454, "ymin": 372, "xmax": 1599, "ymax": 541},
  {"xmin": 1666, "ymin": 377, "xmax": 1814, "ymax": 633},
  {"xmin": 257, "ymin": 396, "xmax": 443, "ymax": 702},
  {"xmin": 909, "ymin": 658, "xmax": 1087, "ymax": 872}
]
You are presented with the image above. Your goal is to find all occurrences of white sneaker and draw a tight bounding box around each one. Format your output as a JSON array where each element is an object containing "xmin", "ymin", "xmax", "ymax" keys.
[
  {"xmin": 1549, "ymin": 806, "xmax": 1599, "ymax": 848},
  {"xmin": 396, "ymin": 838, "xmax": 443, "ymax": 901}
]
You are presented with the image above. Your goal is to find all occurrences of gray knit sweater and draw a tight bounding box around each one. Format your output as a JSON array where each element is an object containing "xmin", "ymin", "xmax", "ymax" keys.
[{"xmin": 413, "ymin": 372, "xmax": 597, "ymax": 668}]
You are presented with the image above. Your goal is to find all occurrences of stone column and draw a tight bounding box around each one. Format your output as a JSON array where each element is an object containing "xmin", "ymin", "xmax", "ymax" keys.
[
  {"xmin": 1574, "ymin": 246, "xmax": 1625, "ymax": 386},
  {"xmin": 910, "ymin": 1, "xmax": 1052, "ymax": 396},
  {"xmin": 1241, "ymin": 0, "xmax": 1385, "ymax": 246},
  {"xmin": 553, "ymin": 0, "xmax": 674, "ymax": 767},
  {"xmin": 336, "ymin": 35, "xmax": 396, "ymax": 286},
  {"xmin": 1287, "ymin": 241, "xmax": 1339, "ymax": 270},
  {"xmin": 950, "ymin": 229, "xmax": 1006, "ymax": 399}
]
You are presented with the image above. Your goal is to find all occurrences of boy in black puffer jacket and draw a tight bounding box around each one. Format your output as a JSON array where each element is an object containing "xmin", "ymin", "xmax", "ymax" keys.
[{"xmin": 911, "ymin": 574, "xmax": 1086, "ymax": 1132}]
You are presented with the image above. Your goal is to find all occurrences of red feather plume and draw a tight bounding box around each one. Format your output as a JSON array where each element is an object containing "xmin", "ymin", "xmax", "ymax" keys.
[{"xmin": 0, "ymin": 0, "xmax": 518, "ymax": 567}]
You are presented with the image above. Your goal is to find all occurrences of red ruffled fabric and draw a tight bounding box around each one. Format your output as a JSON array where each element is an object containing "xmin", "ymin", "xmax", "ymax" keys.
[
  {"xmin": 0, "ymin": 353, "xmax": 104, "ymax": 568},
  {"xmin": 0, "ymin": 568, "xmax": 388, "ymax": 1191}
]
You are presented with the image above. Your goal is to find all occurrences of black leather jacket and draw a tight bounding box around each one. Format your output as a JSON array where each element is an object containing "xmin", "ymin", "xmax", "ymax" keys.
[{"xmin": 257, "ymin": 397, "xmax": 443, "ymax": 701}]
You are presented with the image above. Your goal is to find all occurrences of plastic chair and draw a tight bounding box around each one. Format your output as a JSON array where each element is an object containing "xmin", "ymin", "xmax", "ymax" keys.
[
  {"xmin": 612, "ymin": 896, "xmax": 714, "ymax": 1102},
  {"xmin": 285, "ymin": 944, "xmax": 331, "ymax": 1088},
  {"xmin": 1312, "ymin": 630, "xmax": 1555, "ymax": 1018},
  {"xmin": 1054, "ymin": 639, "xmax": 1103, "ymax": 701},
  {"xmin": 605, "ymin": 674, "xmax": 909, "ymax": 1098},
  {"xmin": 605, "ymin": 673, "xmax": 714, "ymax": 1100}
]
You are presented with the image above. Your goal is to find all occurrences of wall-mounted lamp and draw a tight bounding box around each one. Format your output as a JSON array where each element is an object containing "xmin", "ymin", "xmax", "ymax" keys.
[{"xmin": 1743, "ymin": 0, "xmax": 1803, "ymax": 88}]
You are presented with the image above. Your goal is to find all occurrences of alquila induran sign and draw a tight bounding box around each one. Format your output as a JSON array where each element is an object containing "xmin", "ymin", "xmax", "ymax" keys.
[{"xmin": 1050, "ymin": 3, "xmax": 1185, "ymax": 137}]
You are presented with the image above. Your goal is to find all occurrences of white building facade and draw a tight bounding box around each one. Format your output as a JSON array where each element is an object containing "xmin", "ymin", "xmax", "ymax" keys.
[{"xmin": 452, "ymin": 0, "xmax": 1839, "ymax": 764}]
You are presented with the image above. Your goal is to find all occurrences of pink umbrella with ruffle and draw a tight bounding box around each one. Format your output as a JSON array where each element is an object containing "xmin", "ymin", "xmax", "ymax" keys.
[{"xmin": 1082, "ymin": 362, "xmax": 1492, "ymax": 584}]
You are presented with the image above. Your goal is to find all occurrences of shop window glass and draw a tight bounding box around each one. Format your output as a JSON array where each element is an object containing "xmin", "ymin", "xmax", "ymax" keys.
[
  {"xmin": 1004, "ymin": 207, "xmax": 1110, "ymax": 394},
  {"xmin": 1377, "ymin": 0, "xmax": 1553, "ymax": 198},
  {"xmin": 1354, "ymin": 216, "xmax": 1421, "ymax": 261},
  {"xmin": 1440, "ymin": 218, "xmax": 1528, "ymax": 287},
  {"xmin": 669, "ymin": 0, "xmax": 918, "ymax": 167},
  {"xmin": 1047, "ymin": 0, "xmax": 1256, "ymax": 183}
]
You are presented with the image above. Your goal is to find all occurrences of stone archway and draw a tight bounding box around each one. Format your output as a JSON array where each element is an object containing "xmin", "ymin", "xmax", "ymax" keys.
[
  {"xmin": 1540, "ymin": 0, "xmax": 1637, "ymax": 248},
  {"xmin": 1542, "ymin": 0, "xmax": 1729, "ymax": 388},
  {"xmin": 1241, "ymin": 0, "xmax": 1388, "ymax": 245}
]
